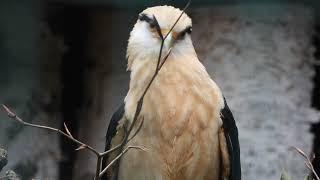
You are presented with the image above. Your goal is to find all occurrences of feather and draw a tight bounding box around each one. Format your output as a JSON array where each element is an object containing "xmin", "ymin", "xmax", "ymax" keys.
[
  {"xmin": 220, "ymin": 97, "xmax": 241, "ymax": 180},
  {"xmin": 102, "ymin": 103, "xmax": 125, "ymax": 180}
]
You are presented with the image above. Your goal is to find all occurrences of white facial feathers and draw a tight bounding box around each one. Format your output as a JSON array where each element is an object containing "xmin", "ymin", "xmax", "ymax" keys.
[
  {"xmin": 126, "ymin": 5, "xmax": 193, "ymax": 71},
  {"xmin": 140, "ymin": 5, "xmax": 192, "ymax": 33}
]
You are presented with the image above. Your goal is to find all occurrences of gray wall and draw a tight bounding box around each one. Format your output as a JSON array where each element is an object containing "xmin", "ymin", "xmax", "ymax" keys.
[{"xmin": 0, "ymin": 1, "xmax": 320, "ymax": 180}]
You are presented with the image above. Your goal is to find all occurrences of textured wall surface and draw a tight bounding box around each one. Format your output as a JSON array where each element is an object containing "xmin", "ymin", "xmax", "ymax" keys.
[
  {"xmin": 191, "ymin": 4, "xmax": 320, "ymax": 180},
  {"xmin": 0, "ymin": 2, "xmax": 62, "ymax": 179},
  {"xmin": 72, "ymin": 10, "xmax": 130, "ymax": 179},
  {"xmin": 78, "ymin": 4, "xmax": 320, "ymax": 180},
  {"xmin": 1, "ymin": 2, "xmax": 320, "ymax": 180},
  {"xmin": 68, "ymin": 4, "xmax": 320, "ymax": 180}
]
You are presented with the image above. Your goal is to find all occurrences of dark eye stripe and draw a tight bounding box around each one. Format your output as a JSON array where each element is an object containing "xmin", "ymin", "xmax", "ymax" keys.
[
  {"xmin": 138, "ymin": 14, "xmax": 163, "ymax": 39},
  {"xmin": 182, "ymin": 26, "xmax": 192, "ymax": 34},
  {"xmin": 138, "ymin": 14, "xmax": 155, "ymax": 25},
  {"xmin": 138, "ymin": 14, "xmax": 192, "ymax": 40},
  {"xmin": 177, "ymin": 26, "xmax": 192, "ymax": 40}
]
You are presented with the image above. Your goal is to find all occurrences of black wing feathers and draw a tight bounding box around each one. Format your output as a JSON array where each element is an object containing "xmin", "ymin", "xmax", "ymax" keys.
[
  {"xmin": 102, "ymin": 103, "xmax": 125, "ymax": 180},
  {"xmin": 102, "ymin": 99, "xmax": 240, "ymax": 180},
  {"xmin": 221, "ymin": 97, "xmax": 241, "ymax": 180}
]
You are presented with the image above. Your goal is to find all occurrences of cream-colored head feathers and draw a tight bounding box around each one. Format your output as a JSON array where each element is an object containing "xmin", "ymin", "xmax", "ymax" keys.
[
  {"xmin": 120, "ymin": 6, "xmax": 227, "ymax": 180},
  {"xmin": 141, "ymin": 5, "xmax": 192, "ymax": 33},
  {"xmin": 126, "ymin": 5, "xmax": 193, "ymax": 71}
]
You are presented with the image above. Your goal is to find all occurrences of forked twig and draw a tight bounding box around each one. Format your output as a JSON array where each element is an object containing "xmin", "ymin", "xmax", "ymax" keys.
[
  {"xmin": 64, "ymin": 122, "xmax": 74, "ymax": 138},
  {"xmin": 99, "ymin": 2, "xmax": 191, "ymax": 177},
  {"xmin": 98, "ymin": 2, "xmax": 191, "ymax": 178},
  {"xmin": 1, "ymin": 104, "xmax": 99, "ymax": 156},
  {"xmin": 1, "ymin": 1, "xmax": 191, "ymax": 180},
  {"xmin": 100, "ymin": 128, "xmax": 127, "ymax": 156},
  {"xmin": 292, "ymin": 146, "xmax": 320, "ymax": 180},
  {"xmin": 159, "ymin": 47, "xmax": 173, "ymax": 70},
  {"xmin": 122, "ymin": 0, "xmax": 190, "ymax": 147},
  {"xmin": 99, "ymin": 146, "xmax": 147, "ymax": 178},
  {"xmin": 100, "ymin": 1, "xmax": 192, "ymax": 178}
]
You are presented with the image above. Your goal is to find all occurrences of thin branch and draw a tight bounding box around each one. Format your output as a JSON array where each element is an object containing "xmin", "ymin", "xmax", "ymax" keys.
[
  {"xmin": 1, "ymin": 104, "xmax": 100, "ymax": 156},
  {"xmin": 100, "ymin": 126, "xmax": 128, "ymax": 157},
  {"xmin": 1, "ymin": 2, "xmax": 192, "ymax": 180},
  {"xmin": 64, "ymin": 122, "xmax": 74, "ymax": 138},
  {"xmin": 99, "ymin": 146, "xmax": 147, "ymax": 178},
  {"xmin": 75, "ymin": 145, "xmax": 87, "ymax": 151},
  {"xmin": 158, "ymin": 47, "xmax": 173, "ymax": 70},
  {"xmin": 128, "ymin": 118, "xmax": 144, "ymax": 142},
  {"xmin": 163, "ymin": 0, "xmax": 191, "ymax": 41},
  {"xmin": 122, "ymin": 0, "xmax": 190, "ymax": 148},
  {"xmin": 95, "ymin": 156, "xmax": 102, "ymax": 180},
  {"xmin": 99, "ymin": 1, "xmax": 191, "ymax": 177},
  {"xmin": 292, "ymin": 146, "xmax": 320, "ymax": 180},
  {"xmin": 100, "ymin": 141, "xmax": 123, "ymax": 157}
]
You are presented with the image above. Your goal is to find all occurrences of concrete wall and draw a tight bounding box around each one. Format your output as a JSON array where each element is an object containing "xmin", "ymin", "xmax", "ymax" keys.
[
  {"xmin": 191, "ymin": 4, "xmax": 319, "ymax": 179},
  {"xmin": 0, "ymin": 1, "xmax": 62, "ymax": 179},
  {"xmin": 76, "ymin": 4, "xmax": 320, "ymax": 180},
  {"xmin": 0, "ymin": 2, "xmax": 319, "ymax": 180}
]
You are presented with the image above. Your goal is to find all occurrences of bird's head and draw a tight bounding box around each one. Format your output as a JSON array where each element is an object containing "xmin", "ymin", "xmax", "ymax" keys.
[{"xmin": 127, "ymin": 5, "xmax": 193, "ymax": 71}]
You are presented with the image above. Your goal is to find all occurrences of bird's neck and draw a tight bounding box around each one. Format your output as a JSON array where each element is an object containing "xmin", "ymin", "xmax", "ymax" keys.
[
  {"xmin": 124, "ymin": 50, "xmax": 224, "ymax": 123},
  {"xmin": 126, "ymin": 45, "xmax": 197, "ymax": 97},
  {"xmin": 124, "ymin": 53, "xmax": 164, "ymax": 121}
]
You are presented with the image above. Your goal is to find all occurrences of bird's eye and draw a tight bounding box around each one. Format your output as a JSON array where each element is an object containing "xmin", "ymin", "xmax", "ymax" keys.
[
  {"xmin": 186, "ymin": 26, "xmax": 192, "ymax": 34},
  {"xmin": 182, "ymin": 26, "xmax": 192, "ymax": 35},
  {"xmin": 176, "ymin": 26, "xmax": 192, "ymax": 40},
  {"xmin": 138, "ymin": 14, "xmax": 156, "ymax": 29},
  {"xmin": 149, "ymin": 21, "xmax": 156, "ymax": 29}
]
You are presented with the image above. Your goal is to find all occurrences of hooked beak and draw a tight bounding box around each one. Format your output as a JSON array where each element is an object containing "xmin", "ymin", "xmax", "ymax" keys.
[{"xmin": 161, "ymin": 29, "xmax": 177, "ymax": 48}]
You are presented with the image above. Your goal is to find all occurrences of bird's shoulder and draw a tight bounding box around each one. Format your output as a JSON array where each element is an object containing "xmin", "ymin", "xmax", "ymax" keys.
[
  {"xmin": 102, "ymin": 103, "xmax": 126, "ymax": 180},
  {"xmin": 219, "ymin": 97, "xmax": 241, "ymax": 180}
]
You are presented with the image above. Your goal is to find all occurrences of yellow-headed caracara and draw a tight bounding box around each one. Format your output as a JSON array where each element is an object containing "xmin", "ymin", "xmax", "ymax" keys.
[{"xmin": 103, "ymin": 5, "xmax": 241, "ymax": 180}]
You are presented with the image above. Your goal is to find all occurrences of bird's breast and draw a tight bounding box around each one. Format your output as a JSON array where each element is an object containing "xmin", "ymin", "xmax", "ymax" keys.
[{"xmin": 122, "ymin": 58, "xmax": 224, "ymax": 180}]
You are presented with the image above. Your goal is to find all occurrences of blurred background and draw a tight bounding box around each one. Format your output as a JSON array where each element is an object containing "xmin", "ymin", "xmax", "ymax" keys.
[{"xmin": 0, "ymin": 0, "xmax": 320, "ymax": 179}]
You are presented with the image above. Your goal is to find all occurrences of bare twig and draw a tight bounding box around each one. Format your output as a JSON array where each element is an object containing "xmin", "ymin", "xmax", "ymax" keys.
[
  {"xmin": 96, "ymin": 156, "xmax": 102, "ymax": 179},
  {"xmin": 100, "ymin": 138, "xmax": 125, "ymax": 157},
  {"xmin": 100, "ymin": 126, "xmax": 128, "ymax": 157},
  {"xmin": 158, "ymin": 47, "xmax": 173, "ymax": 70},
  {"xmin": 292, "ymin": 146, "xmax": 320, "ymax": 180},
  {"xmin": 64, "ymin": 122, "xmax": 74, "ymax": 138},
  {"xmin": 1, "ymin": 1, "xmax": 191, "ymax": 180},
  {"xmin": 1, "ymin": 104, "xmax": 100, "ymax": 156},
  {"xmin": 99, "ymin": 1, "xmax": 191, "ymax": 178},
  {"xmin": 75, "ymin": 145, "xmax": 87, "ymax": 151},
  {"xmin": 99, "ymin": 146, "xmax": 147, "ymax": 178},
  {"xmin": 163, "ymin": 0, "xmax": 191, "ymax": 41},
  {"xmin": 120, "ymin": 0, "xmax": 190, "ymax": 150}
]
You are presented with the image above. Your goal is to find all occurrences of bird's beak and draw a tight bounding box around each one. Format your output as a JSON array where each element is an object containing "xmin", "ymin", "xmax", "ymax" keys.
[{"xmin": 161, "ymin": 29, "xmax": 177, "ymax": 48}]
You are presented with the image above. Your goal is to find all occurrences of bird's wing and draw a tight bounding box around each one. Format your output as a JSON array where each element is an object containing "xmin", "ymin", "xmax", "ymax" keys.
[
  {"xmin": 102, "ymin": 103, "xmax": 126, "ymax": 180},
  {"xmin": 219, "ymin": 97, "xmax": 241, "ymax": 180}
]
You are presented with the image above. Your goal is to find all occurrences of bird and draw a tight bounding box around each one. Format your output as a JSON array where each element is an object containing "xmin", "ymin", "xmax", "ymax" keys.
[{"xmin": 102, "ymin": 5, "xmax": 241, "ymax": 180}]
